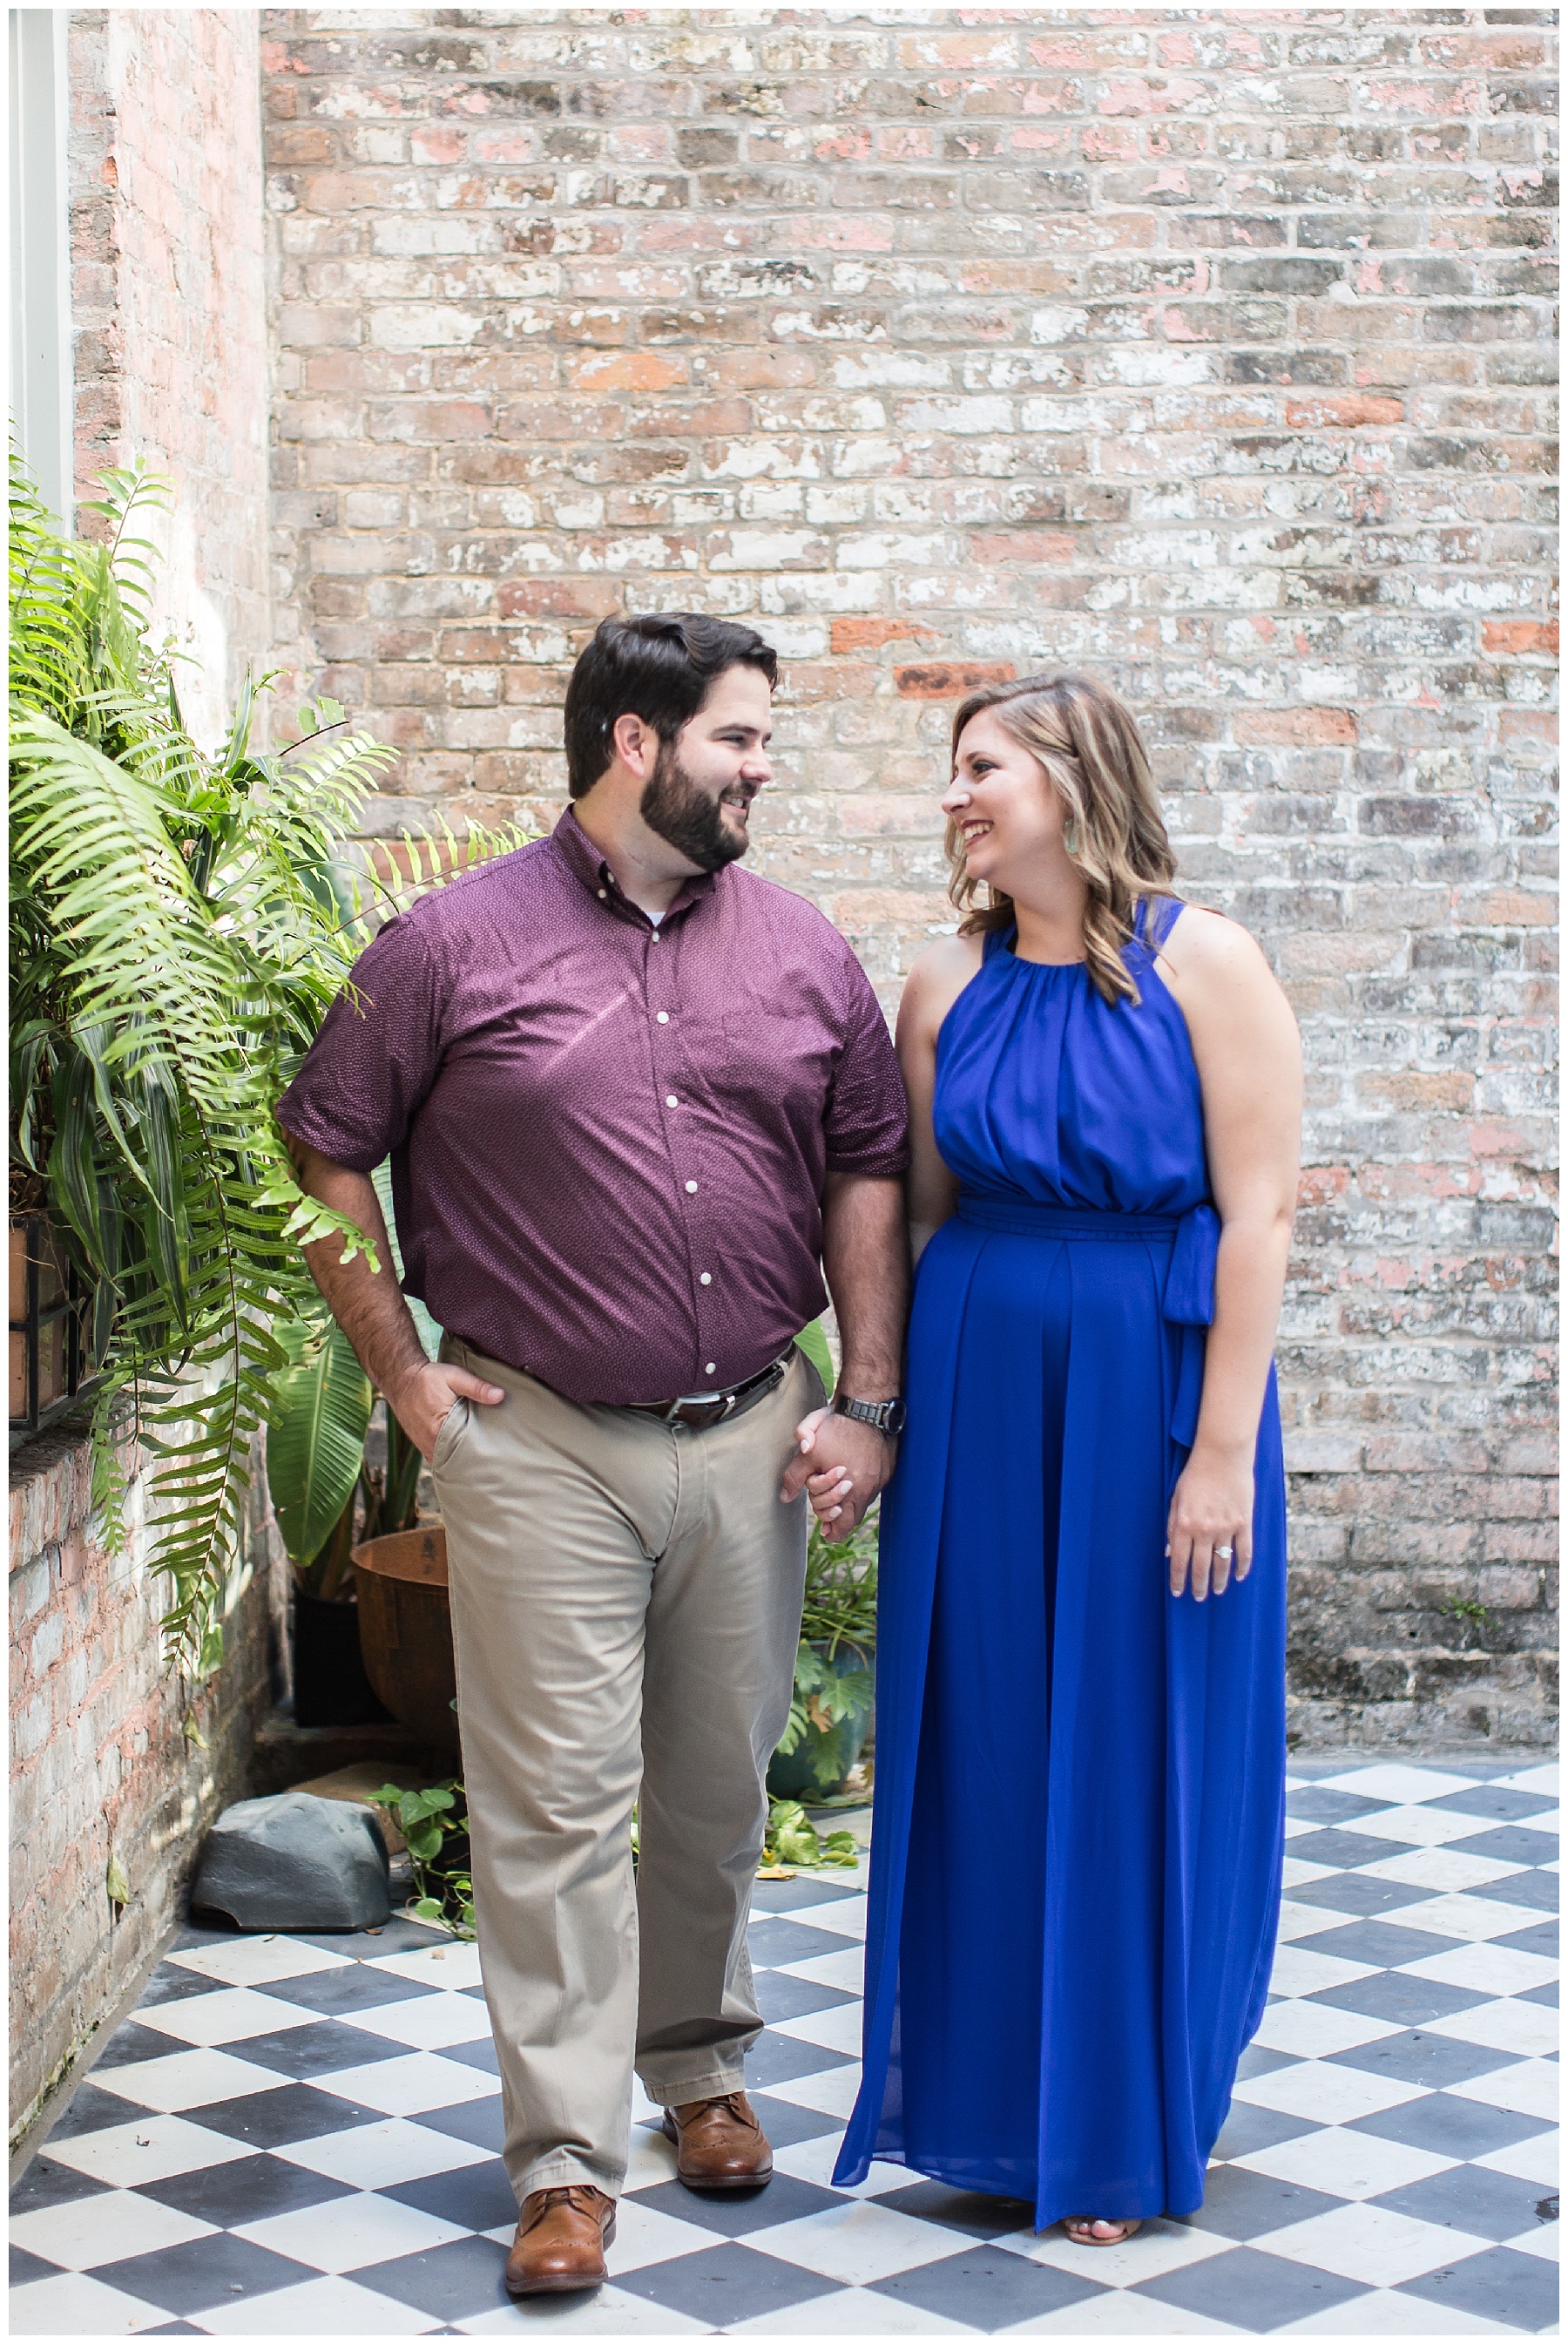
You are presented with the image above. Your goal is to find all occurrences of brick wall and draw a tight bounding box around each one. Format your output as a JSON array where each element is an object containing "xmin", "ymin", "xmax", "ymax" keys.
[
  {"xmin": 71, "ymin": 9, "xmax": 271, "ymax": 746},
  {"xmin": 9, "ymin": 1418, "xmax": 287, "ymax": 2144},
  {"xmin": 9, "ymin": 9, "xmax": 287, "ymax": 2147},
  {"xmin": 262, "ymin": 7, "xmax": 1557, "ymax": 1746}
]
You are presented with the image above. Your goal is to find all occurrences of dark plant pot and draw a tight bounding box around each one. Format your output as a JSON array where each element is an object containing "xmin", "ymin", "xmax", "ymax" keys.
[
  {"xmin": 352, "ymin": 1526, "xmax": 461, "ymax": 1759},
  {"xmin": 767, "ymin": 1640, "xmax": 875, "ymax": 1801},
  {"xmin": 292, "ymin": 1588, "xmax": 393, "ymax": 1728}
]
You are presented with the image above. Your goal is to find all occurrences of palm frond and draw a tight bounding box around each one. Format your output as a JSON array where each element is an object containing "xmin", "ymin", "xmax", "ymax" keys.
[{"xmin": 265, "ymin": 1318, "xmax": 374, "ymax": 1573}]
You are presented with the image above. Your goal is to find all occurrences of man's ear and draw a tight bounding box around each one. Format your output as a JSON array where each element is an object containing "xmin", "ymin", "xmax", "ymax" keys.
[{"xmin": 611, "ymin": 711, "xmax": 657, "ymax": 780}]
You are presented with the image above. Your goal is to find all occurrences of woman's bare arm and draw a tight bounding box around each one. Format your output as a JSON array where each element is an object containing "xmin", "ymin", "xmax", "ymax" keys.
[
  {"xmin": 1156, "ymin": 909, "xmax": 1302, "ymax": 1601},
  {"xmin": 897, "ymin": 935, "xmax": 982, "ymax": 1263}
]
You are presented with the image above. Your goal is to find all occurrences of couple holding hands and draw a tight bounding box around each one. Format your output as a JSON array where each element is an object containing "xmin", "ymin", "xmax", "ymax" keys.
[{"xmin": 280, "ymin": 613, "xmax": 1301, "ymax": 2290}]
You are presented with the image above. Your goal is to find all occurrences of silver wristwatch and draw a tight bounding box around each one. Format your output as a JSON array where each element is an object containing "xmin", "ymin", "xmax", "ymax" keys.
[{"xmin": 832, "ymin": 1392, "xmax": 907, "ymax": 1439}]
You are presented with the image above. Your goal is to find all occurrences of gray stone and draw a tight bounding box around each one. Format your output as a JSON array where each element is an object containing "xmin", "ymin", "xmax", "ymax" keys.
[{"xmin": 191, "ymin": 1792, "xmax": 390, "ymax": 1932}]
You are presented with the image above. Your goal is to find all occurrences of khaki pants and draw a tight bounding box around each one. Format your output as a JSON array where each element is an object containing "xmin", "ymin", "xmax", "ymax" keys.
[{"xmin": 431, "ymin": 1339, "xmax": 820, "ymax": 2205}]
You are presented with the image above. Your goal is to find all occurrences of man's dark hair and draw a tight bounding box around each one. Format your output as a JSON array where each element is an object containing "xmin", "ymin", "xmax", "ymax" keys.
[{"xmin": 563, "ymin": 613, "xmax": 779, "ymax": 799}]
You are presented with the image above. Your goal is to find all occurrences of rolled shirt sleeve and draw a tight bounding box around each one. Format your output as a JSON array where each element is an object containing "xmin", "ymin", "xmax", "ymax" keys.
[
  {"xmin": 277, "ymin": 913, "xmax": 443, "ymax": 1173},
  {"xmin": 824, "ymin": 954, "xmax": 911, "ymax": 1179}
]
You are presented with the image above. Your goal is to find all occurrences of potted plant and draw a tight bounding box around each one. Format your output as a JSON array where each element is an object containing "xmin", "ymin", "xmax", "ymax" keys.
[
  {"xmin": 266, "ymin": 1169, "xmax": 444, "ymax": 1729},
  {"xmin": 267, "ymin": 1167, "xmax": 464, "ymax": 1759},
  {"xmin": 10, "ymin": 453, "xmax": 391, "ymax": 1669},
  {"xmin": 9, "ymin": 448, "xmax": 526, "ymax": 1674},
  {"xmin": 367, "ymin": 1780, "xmax": 475, "ymax": 1934},
  {"xmin": 267, "ymin": 1322, "xmax": 414, "ymax": 1726},
  {"xmin": 768, "ymin": 1502, "xmax": 878, "ymax": 1802}
]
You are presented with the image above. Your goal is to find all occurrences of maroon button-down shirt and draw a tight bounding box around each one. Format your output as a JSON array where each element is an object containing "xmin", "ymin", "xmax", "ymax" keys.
[{"xmin": 278, "ymin": 810, "xmax": 909, "ymax": 1406}]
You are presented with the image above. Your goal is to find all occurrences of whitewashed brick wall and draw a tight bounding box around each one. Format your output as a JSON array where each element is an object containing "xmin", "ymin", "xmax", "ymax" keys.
[
  {"xmin": 71, "ymin": 7, "xmax": 272, "ymax": 744},
  {"xmin": 262, "ymin": 7, "xmax": 1558, "ymax": 1745}
]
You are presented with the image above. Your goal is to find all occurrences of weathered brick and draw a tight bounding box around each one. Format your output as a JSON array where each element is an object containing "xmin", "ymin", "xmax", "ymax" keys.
[
  {"xmin": 895, "ymin": 661, "xmax": 1017, "ymax": 700},
  {"xmin": 70, "ymin": 9, "xmax": 272, "ymax": 742},
  {"xmin": 8, "ymin": 1406, "xmax": 286, "ymax": 2151}
]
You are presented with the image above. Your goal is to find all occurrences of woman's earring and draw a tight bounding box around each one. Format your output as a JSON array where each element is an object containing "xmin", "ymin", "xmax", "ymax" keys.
[{"xmin": 1063, "ymin": 818, "xmax": 1080, "ymax": 857}]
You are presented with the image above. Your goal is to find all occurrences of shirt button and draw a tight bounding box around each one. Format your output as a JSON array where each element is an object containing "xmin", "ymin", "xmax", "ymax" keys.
[
  {"xmin": 656, "ymin": 1012, "xmax": 669, "ymax": 1025},
  {"xmin": 650, "ymin": 932, "xmax": 661, "ymax": 944},
  {"xmin": 685, "ymin": 1180, "xmax": 699, "ymax": 1194},
  {"xmin": 666, "ymin": 1094, "xmax": 678, "ymax": 1108},
  {"xmin": 597, "ymin": 888, "xmax": 607, "ymax": 899},
  {"xmin": 700, "ymin": 1272, "xmax": 712, "ymax": 1285},
  {"xmin": 706, "ymin": 1364, "xmax": 716, "ymax": 1376}
]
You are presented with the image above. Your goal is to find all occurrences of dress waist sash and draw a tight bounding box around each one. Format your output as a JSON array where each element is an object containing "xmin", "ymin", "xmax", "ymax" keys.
[{"xmin": 954, "ymin": 1193, "xmax": 1220, "ymax": 1447}]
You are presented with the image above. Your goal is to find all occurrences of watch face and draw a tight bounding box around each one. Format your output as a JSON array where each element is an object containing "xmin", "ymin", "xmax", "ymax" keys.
[{"xmin": 885, "ymin": 1399, "xmax": 908, "ymax": 1438}]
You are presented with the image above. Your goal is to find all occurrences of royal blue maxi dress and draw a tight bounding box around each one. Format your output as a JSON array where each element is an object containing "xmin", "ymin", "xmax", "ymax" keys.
[{"xmin": 834, "ymin": 902, "xmax": 1287, "ymax": 2228}]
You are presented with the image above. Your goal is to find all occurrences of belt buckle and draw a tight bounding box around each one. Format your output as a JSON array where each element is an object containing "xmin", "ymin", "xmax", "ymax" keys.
[
  {"xmin": 664, "ymin": 1392, "xmax": 721, "ymax": 1428},
  {"xmin": 664, "ymin": 1355, "xmax": 787, "ymax": 1428}
]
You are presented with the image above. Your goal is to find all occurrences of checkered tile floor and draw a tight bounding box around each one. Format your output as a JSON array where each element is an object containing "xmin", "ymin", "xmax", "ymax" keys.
[{"xmin": 10, "ymin": 1761, "xmax": 1558, "ymax": 2335}]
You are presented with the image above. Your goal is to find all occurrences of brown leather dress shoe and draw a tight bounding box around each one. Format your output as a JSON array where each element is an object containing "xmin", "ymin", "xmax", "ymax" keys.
[
  {"xmin": 661, "ymin": 2091, "xmax": 774, "ymax": 2190},
  {"xmin": 504, "ymin": 2185, "xmax": 617, "ymax": 2294}
]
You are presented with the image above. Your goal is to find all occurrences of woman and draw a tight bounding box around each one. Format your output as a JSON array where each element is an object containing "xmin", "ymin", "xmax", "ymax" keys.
[{"xmin": 829, "ymin": 674, "xmax": 1301, "ymax": 2243}]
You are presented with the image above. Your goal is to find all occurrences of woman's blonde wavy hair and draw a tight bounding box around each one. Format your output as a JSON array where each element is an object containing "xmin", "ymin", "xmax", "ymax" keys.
[{"xmin": 946, "ymin": 672, "xmax": 1178, "ymax": 1007}]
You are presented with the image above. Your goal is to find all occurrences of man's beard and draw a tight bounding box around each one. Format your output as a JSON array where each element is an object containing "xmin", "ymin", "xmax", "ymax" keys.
[{"xmin": 639, "ymin": 742, "xmax": 751, "ymax": 872}]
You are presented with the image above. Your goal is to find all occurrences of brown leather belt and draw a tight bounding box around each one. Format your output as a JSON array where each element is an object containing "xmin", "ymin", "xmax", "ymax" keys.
[{"xmin": 625, "ymin": 1353, "xmax": 791, "ymax": 1431}]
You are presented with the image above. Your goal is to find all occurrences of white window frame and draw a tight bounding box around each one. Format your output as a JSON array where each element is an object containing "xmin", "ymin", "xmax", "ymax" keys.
[{"xmin": 9, "ymin": 7, "xmax": 73, "ymax": 525}]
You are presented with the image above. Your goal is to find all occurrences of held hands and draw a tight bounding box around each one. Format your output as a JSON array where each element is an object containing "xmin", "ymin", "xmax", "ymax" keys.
[
  {"xmin": 389, "ymin": 1358, "xmax": 507, "ymax": 1463},
  {"xmin": 1166, "ymin": 1441, "xmax": 1254, "ymax": 1602},
  {"xmin": 780, "ymin": 1406, "xmax": 893, "ymax": 1535}
]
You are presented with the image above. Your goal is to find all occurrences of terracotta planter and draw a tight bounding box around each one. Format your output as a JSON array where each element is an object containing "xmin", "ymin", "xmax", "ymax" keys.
[{"xmin": 351, "ymin": 1526, "xmax": 460, "ymax": 1758}]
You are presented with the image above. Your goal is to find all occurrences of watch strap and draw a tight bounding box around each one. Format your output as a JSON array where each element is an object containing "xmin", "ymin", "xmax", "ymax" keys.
[{"xmin": 832, "ymin": 1392, "xmax": 907, "ymax": 1437}]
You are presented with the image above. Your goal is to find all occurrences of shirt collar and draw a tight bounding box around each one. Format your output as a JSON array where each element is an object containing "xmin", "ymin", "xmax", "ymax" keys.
[{"xmin": 552, "ymin": 804, "xmax": 717, "ymax": 927}]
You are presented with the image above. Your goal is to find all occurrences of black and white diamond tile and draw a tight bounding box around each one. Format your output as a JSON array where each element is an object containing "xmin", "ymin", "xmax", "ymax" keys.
[{"xmin": 10, "ymin": 1764, "xmax": 1557, "ymax": 2334}]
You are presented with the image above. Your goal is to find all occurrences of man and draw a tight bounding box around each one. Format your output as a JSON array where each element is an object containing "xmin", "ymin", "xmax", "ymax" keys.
[{"xmin": 279, "ymin": 613, "xmax": 909, "ymax": 2294}]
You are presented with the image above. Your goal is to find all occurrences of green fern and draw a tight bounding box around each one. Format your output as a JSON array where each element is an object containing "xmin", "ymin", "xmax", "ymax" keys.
[{"xmin": 9, "ymin": 447, "xmax": 530, "ymax": 1668}]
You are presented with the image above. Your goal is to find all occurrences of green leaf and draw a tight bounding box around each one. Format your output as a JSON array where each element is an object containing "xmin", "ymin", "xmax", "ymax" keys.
[
  {"xmin": 407, "ymin": 1788, "xmax": 456, "ymax": 1819},
  {"xmin": 794, "ymin": 1318, "xmax": 834, "ymax": 1386},
  {"xmin": 801, "ymin": 1504, "xmax": 879, "ymax": 1653},
  {"xmin": 266, "ymin": 1320, "xmax": 374, "ymax": 1570},
  {"xmin": 105, "ymin": 1853, "xmax": 131, "ymax": 1907},
  {"xmin": 761, "ymin": 1797, "xmax": 862, "ymax": 1873}
]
